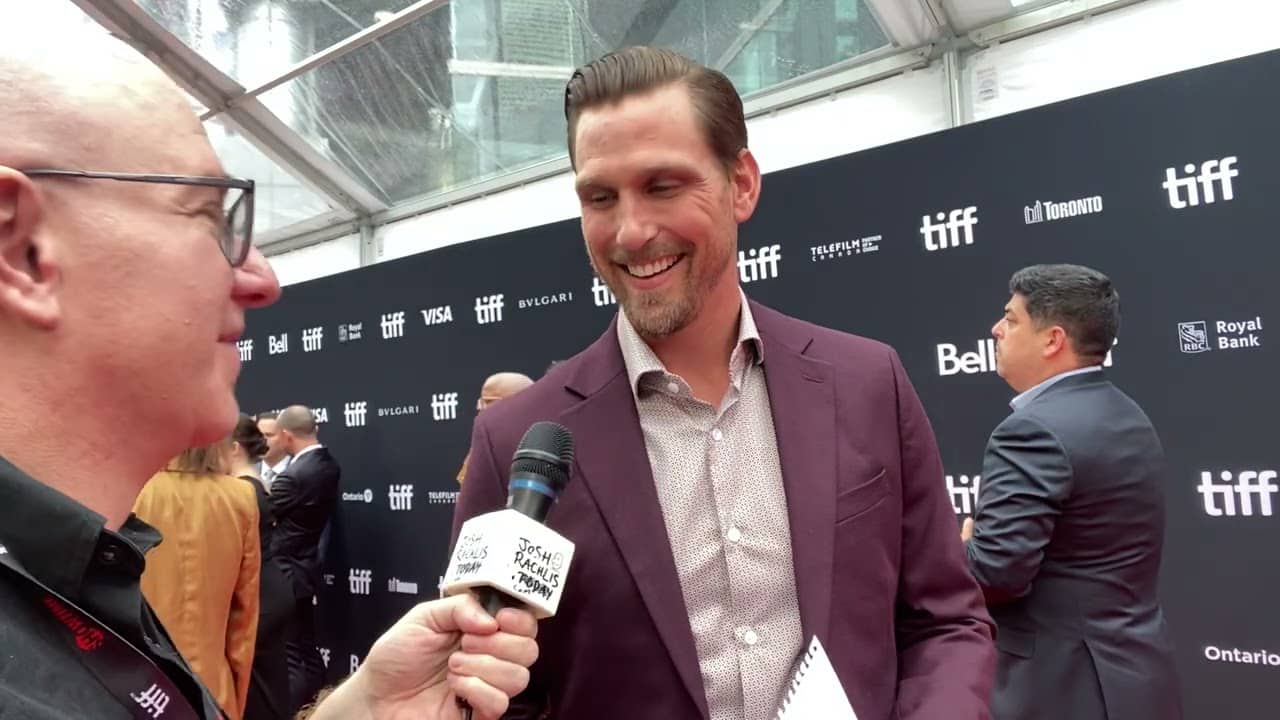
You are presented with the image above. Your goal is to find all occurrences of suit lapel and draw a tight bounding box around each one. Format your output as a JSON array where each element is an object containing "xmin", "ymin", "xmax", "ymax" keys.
[
  {"xmin": 560, "ymin": 325, "xmax": 709, "ymax": 718},
  {"xmin": 755, "ymin": 303, "xmax": 837, "ymax": 643}
]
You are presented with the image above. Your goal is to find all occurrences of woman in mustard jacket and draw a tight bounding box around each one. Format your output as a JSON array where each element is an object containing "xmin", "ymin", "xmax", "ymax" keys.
[{"xmin": 134, "ymin": 441, "xmax": 260, "ymax": 720}]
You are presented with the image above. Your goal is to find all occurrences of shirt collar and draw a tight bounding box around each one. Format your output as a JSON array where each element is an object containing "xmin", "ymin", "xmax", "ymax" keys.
[
  {"xmin": 291, "ymin": 444, "xmax": 323, "ymax": 462},
  {"xmin": 0, "ymin": 454, "xmax": 155, "ymax": 600},
  {"xmin": 616, "ymin": 287, "xmax": 764, "ymax": 398},
  {"xmin": 1010, "ymin": 365, "xmax": 1103, "ymax": 411}
]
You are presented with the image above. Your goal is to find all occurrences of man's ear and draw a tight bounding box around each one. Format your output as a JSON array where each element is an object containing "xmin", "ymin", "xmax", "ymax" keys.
[
  {"xmin": 730, "ymin": 148, "xmax": 762, "ymax": 224},
  {"xmin": 0, "ymin": 168, "xmax": 60, "ymax": 329}
]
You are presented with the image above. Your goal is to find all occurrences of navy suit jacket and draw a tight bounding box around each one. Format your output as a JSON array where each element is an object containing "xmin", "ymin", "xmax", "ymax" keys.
[{"xmin": 966, "ymin": 371, "xmax": 1182, "ymax": 720}]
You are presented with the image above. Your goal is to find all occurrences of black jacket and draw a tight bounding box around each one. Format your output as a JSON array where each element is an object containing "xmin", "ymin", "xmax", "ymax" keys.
[{"xmin": 268, "ymin": 447, "xmax": 339, "ymax": 603}]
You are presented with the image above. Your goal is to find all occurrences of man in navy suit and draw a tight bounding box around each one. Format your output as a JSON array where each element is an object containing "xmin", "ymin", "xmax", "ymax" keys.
[
  {"xmin": 270, "ymin": 405, "xmax": 339, "ymax": 714},
  {"xmin": 964, "ymin": 264, "xmax": 1182, "ymax": 720}
]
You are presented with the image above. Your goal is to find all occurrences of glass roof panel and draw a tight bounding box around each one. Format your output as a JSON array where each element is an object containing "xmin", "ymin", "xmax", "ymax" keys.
[
  {"xmin": 255, "ymin": 0, "xmax": 892, "ymax": 206},
  {"xmin": 133, "ymin": 0, "xmax": 421, "ymax": 87},
  {"xmin": 204, "ymin": 116, "xmax": 336, "ymax": 235}
]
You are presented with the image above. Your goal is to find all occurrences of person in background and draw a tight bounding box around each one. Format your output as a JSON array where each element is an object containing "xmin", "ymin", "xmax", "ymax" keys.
[
  {"xmin": 963, "ymin": 264, "xmax": 1181, "ymax": 720},
  {"xmin": 229, "ymin": 415, "xmax": 294, "ymax": 720},
  {"xmin": 134, "ymin": 441, "xmax": 261, "ymax": 720},
  {"xmin": 269, "ymin": 404, "xmax": 340, "ymax": 713},
  {"xmin": 256, "ymin": 411, "xmax": 290, "ymax": 490},
  {"xmin": 456, "ymin": 372, "xmax": 534, "ymax": 485}
]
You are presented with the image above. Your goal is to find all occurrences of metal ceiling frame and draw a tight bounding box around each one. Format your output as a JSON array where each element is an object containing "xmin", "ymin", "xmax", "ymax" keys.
[
  {"xmin": 70, "ymin": 0, "xmax": 389, "ymax": 220},
  {"xmin": 72, "ymin": 0, "xmax": 1154, "ymax": 258}
]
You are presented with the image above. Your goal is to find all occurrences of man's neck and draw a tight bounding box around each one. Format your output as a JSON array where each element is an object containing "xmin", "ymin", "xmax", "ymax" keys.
[
  {"xmin": 644, "ymin": 278, "xmax": 742, "ymax": 405},
  {"xmin": 0, "ymin": 414, "xmax": 165, "ymax": 531}
]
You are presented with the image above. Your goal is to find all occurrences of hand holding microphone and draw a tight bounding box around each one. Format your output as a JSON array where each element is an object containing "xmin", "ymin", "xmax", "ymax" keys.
[
  {"xmin": 307, "ymin": 421, "xmax": 574, "ymax": 720},
  {"xmin": 305, "ymin": 593, "xmax": 538, "ymax": 720},
  {"xmin": 442, "ymin": 421, "xmax": 578, "ymax": 719}
]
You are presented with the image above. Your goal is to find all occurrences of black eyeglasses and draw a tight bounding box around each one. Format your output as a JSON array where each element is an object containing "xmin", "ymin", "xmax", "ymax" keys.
[{"xmin": 21, "ymin": 169, "xmax": 255, "ymax": 267}]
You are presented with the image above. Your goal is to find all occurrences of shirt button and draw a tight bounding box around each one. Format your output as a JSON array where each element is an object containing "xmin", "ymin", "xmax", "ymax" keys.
[
  {"xmin": 711, "ymin": 428, "xmax": 723, "ymax": 441},
  {"xmin": 726, "ymin": 527, "xmax": 742, "ymax": 543},
  {"xmin": 666, "ymin": 382, "xmax": 679, "ymax": 394},
  {"xmin": 736, "ymin": 626, "xmax": 759, "ymax": 646},
  {"xmin": 99, "ymin": 547, "xmax": 118, "ymax": 565}
]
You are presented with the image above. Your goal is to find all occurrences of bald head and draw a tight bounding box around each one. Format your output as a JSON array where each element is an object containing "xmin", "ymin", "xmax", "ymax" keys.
[
  {"xmin": 278, "ymin": 405, "xmax": 317, "ymax": 436},
  {"xmin": 479, "ymin": 372, "xmax": 534, "ymax": 410},
  {"xmin": 0, "ymin": 29, "xmax": 203, "ymax": 173}
]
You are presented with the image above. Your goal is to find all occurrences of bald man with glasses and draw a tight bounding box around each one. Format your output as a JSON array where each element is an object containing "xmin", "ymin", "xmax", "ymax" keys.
[{"xmin": 0, "ymin": 29, "xmax": 536, "ymax": 720}]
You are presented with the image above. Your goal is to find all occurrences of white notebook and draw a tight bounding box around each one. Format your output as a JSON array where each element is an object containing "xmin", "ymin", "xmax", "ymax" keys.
[{"xmin": 775, "ymin": 636, "xmax": 859, "ymax": 720}]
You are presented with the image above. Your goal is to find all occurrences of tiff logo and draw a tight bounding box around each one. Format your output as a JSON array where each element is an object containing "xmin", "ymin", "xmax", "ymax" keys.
[
  {"xmin": 1163, "ymin": 156, "xmax": 1238, "ymax": 209},
  {"xmin": 389, "ymin": 484, "xmax": 414, "ymax": 511},
  {"xmin": 349, "ymin": 568, "xmax": 373, "ymax": 595},
  {"xmin": 1198, "ymin": 470, "xmax": 1277, "ymax": 517},
  {"xmin": 738, "ymin": 244, "xmax": 782, "ymax": 283},
  {"xmin": 302, "ymin": 327, "xmax": 323, "ymax": 352},
  {"xmin": 947, "ymin": 474, "xmax": 982, "ymax": 515},
  {"xmin": 475, "ymin": 294, "xmax": 505, "ymax": 324},
  {"xmin": 431, "ymin": 393, "xmax": 459, "ymax": 421},
  {"xmin": 130, "ymin": 683, "xmax": 170, "ymax": 719},
  {"xmin": 268, "ymin": 332, "xmax": 289, "ymax": 355},
  {"xmin": 920, "ymin": 206, "xmax": 979, "ymax": 251},
  {"xmin": 318, "ymin": 647, "xmax": 331, "ymax": 669},
  {"xmin": 381, "ymin": 311, "xmax": 406, "ymax": 339},
  {"xmin": 344, "ymin": 401, "xmax": 368, "ymax": 427},
  {"xmin": 591, "ymin": 276, "xmax": 617, "ymax": 307},
  {"xmin": 237, "ymin": 339, "xmax": 254, "ymax": 362}
]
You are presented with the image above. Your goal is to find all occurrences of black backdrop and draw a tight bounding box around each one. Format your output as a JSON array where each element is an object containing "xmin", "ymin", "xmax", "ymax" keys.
[{"xmin": 238, "ymin": 49, "xmax": 1280, "ymax": 717}]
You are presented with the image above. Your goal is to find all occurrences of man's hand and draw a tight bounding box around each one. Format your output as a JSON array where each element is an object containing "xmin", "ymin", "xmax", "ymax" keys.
[
  {"xmin": 309, "ymin": 594, "xmax": 539, "ymax": 720},
  {"xmin": 961, "ymin": 517, "xmax": 975, "ymax": 543}
]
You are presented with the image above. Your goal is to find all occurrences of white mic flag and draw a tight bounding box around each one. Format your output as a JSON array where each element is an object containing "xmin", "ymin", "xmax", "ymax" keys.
[{"xmin": 442, "ymin": 509, "xmax": 576, "ymax": 619}]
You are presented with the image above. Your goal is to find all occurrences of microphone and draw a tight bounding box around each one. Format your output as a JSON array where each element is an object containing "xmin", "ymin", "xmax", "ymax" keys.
[{"xmin": 442, "ymin": 421, "xmax": 576, "ymax": 618}]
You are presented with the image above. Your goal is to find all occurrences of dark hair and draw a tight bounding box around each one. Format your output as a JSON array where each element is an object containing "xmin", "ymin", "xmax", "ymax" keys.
[
  {"xmin": 233, "ymin": 414, "xmax": 268, "ymax": 461},
  {"xmin": 1010, "ymin": 264, "xmax": 1119, "ymax": 362},
  {"xmin": 564, "ymin": 46, "xmax": 747, "ymax": 170}
]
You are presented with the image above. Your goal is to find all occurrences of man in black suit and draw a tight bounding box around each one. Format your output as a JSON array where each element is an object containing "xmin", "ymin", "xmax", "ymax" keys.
[
  {"xmin": 963, "ymin": 264, "xmax": 1182, "ymax": 720},
  {"xmin": 269, "ymin": 405, "xmax": 340, "ymax": 713}
]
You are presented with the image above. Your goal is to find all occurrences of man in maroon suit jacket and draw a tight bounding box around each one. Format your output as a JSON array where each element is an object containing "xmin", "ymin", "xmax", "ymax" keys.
[{"xmin": 452, "ymin": 46, "xmax": 995, "ymax": 720}]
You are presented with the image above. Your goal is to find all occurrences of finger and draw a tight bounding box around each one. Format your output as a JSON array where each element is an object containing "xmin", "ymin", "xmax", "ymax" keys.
[
  {"xmin": 407, "ymin": 595, "xmax": 499, "ymax": 637},
  {"xmin": 449, "ymin": 651, "xmax": 532, "ymax": 699},
  {"xmin": 460, "ymin": 630, "xmax": 540, "ymax": 668},
  {"xmin": 448, "ymin": 672, "xmax": 512, "ymax": 720},
  {"xmin": 494, "ymin": 607, "xmax": 538, "ymax": 639}
]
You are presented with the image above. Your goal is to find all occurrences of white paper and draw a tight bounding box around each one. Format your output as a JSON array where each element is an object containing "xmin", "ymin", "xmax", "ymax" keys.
[{"xmin": 775, "ymin": 636, "xmax": 858, "ymax": 720}]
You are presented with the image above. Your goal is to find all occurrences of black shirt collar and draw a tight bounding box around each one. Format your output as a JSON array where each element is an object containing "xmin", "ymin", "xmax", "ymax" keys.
[{"xmin": 0, "ymin": 454, "xmax": 158, "ymax": 601}]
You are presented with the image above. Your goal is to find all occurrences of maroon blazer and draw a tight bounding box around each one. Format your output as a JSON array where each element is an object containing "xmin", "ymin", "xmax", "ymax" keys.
[{"xmin": 452, "ymin": 300, "xmax": 995, "ymax": 719}]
